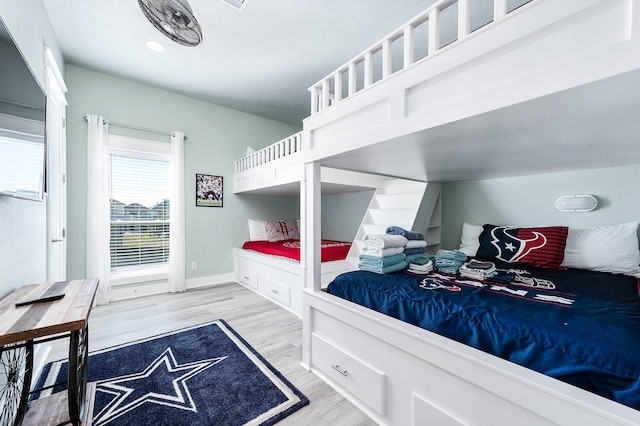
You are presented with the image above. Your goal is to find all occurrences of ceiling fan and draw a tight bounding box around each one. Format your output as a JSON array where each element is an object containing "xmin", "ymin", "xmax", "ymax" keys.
[{"xmin": 138, "ymin": 0, "xmax": 203, "ymax": 47}]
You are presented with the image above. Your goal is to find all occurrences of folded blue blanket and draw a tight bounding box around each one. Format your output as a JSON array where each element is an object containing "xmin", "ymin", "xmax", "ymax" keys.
[
  {"xmin": 404, "ymin": 247, "xmax": 426, "ymax": 255},
  {"xmin": 359, "ymin": 253, "xmax": 406, "ymax": 268},
  {"xmin": 386, "ymin": 226, "xmax": 425, "ymax": 241},
  {"xmin": 359, "ymin": 261, "xmax": 407, "ymax": 274},
  {"xmin": 435, "ymin": 249, "xmax": 467, "ymax": 262},
  {"xmin": 405, "ymin": 253, "xmax": 431, "ymax": 265}
]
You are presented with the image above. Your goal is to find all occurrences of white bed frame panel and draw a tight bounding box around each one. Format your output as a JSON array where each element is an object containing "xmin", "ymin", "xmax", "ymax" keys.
[
  {"xmin": 303, "ymin": 290, "xmax": 640, "ymax": 426},
  {"xmin": 234, "ymin": 152, "xmax": 304, "ymax": 194},
  {"xmin": 304, "ymin": 0, "xmax": 640, "ymax": 177},
  {"xmin": 233, "ymin": 248, "xmax": 353, "ymax": 318}
]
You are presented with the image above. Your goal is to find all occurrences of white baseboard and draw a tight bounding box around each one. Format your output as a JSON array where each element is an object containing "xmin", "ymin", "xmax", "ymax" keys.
[
  {"xmin": 107, "ymin": 273, "xmax": 234, "ymax": 302},
  {"xmin": 110, "ymin": 280, "xmax": 167, "ymax": 301},
  {"xmin": 186, "ymin": 273, "xmax": 234, "ymax": 290}
]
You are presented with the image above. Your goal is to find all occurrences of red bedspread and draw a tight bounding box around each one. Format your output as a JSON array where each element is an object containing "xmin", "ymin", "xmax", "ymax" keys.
[{"xmin": 242, "ymin": 239, "xmax": 351, "ymax": 262}]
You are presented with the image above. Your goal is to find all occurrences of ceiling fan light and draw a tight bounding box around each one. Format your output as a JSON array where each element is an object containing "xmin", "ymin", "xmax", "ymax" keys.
[{"xmin": 161, "ymin": 22, "xmax": 176, "ymax": 35}]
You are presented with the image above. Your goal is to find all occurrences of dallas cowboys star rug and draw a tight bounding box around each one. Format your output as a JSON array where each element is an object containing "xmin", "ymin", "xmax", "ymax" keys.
[{"xmin": 33, "ymin": 320, "xmax": 309, "ymax": 426}]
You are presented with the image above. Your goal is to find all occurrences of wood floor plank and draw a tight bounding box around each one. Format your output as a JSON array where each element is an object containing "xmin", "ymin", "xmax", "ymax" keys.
[{"xmin": 41, "ymin": 282, "xmax": 376, "ymax": 425}]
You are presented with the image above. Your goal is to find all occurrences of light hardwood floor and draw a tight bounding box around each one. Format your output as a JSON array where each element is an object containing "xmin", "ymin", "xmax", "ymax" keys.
[{"xmin": 43, "ymin": 282, "xmax": 376, "ymax": 426}]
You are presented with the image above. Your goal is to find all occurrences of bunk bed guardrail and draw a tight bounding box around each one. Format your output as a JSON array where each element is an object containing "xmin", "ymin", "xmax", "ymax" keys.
[
  {"xmin": 308, "ymin": 0, "xmax": 532, "ymax": 115},
  {"xmin": 235, "ymin": 131, "xmax": 304, "ymax": 173}
]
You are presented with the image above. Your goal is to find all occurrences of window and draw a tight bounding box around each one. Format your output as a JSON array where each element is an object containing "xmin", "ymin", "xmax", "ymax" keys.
[{"xmin": 107, "ymin": 136, "xmax": 171, "ymax": 273}]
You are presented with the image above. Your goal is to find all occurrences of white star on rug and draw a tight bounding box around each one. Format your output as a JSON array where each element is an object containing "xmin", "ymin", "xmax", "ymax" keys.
[{"xmin": 92, "ymin": 347, "xmax": 227, "ymax": 425}]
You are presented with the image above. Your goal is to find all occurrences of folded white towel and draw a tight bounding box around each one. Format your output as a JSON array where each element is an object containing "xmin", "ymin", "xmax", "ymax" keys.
[
  {"xmin": 363, "ymin": 234, "xmax": 408, "ymax": 249},
  {"xmin": 405, "ymin": 240, "xmax": 428, "ymax": 249},
  {"xmin": 359, "ymin": 246, "xmax": 405, "ymax": 258},
  {"xmin": 408, "ymin": 263, "xmax": 434, "ymax": 274},
  {"xmin": 408, "ymin": 261, "xmax": 433, "ymax": 272}
]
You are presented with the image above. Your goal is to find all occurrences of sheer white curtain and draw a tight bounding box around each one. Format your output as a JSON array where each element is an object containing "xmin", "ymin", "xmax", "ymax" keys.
[
  {"xmin": 86, "ymin": 115, "xmax": 111, "ymax": 304},
  {"xmin": 169, "ymin": 131, "xmax": 186, "ymax": 292}
]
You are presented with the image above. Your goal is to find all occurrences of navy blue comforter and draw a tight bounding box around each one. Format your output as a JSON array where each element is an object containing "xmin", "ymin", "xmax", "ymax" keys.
[{"xmin": 327, "ymin": 263, "xmax": 640, "ymax": 410}]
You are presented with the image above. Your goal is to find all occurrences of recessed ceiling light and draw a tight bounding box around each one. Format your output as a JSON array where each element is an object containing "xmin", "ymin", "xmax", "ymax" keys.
[{"xmin": 145, "ymin": 40, "xmax": 165, "ymax": 52}]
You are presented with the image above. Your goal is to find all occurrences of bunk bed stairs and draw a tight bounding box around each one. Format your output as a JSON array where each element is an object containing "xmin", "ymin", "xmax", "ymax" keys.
[{"xmin": 347, "ymin": 179, "xmax": 441, "ymax": 261}]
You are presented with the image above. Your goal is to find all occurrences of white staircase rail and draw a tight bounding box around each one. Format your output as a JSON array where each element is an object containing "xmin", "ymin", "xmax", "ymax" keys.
[
  {"xmin": 235, "ymin": 131, "xmax": 304, "ymax": 173},
  {"xmin": 308, "ymin": 0, "xmax": 530, "ymax": 115}
]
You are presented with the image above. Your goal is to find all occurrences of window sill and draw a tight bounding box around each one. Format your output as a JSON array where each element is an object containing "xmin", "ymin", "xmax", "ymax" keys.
[{"xmin": 110, "ymin": 265, "xmax": 168, "ymax": 287}]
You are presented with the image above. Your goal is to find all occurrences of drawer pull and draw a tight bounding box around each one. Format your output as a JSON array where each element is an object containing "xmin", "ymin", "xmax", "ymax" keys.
[
  {"xmin": 271, "ymin": 289, "xmax": 279, "ymax": 294},
  {"xmin": 243, "ymin": 276, "xmax": 250, "ymax": 280},
  {"xmin": 331, "ymin": 364, "xmax": 349, "ymax": 377}
]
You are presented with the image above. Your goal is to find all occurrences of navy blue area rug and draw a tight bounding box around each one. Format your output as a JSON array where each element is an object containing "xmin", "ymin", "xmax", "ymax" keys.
[{"xmin": 34, "ymin": 320, "xmax": 309, "ymax": 426}]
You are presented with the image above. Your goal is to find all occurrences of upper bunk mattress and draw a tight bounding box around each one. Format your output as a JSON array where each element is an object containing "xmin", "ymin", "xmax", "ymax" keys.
[
  {"xmin": 242, "ymin": 239, "xmax": 351, "ymax": 262},
  {"xmin": 326, "ymin": 262, "xmax": 640, "ymax": 410}
]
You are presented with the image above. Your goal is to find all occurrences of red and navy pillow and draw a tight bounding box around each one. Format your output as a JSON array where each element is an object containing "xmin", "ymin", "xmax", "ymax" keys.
[{"xmin": 476, "ymin": 224, "xmax": 568, "ymax": 269}]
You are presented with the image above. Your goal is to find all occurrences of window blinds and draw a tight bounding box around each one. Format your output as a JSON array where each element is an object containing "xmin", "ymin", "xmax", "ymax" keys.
[{"xmin": 108, "ymin": 154, "xmax": 170, "ymax": 269}]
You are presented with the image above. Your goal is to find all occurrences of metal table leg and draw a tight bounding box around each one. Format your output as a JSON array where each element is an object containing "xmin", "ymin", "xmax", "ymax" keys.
[
  {"xmin": 0, "ymin": 340, "xmax": 33, "ymax": 426},
  {"xmin": 67, "ymin": 327, "xmax": 89, "ymax": 426}
]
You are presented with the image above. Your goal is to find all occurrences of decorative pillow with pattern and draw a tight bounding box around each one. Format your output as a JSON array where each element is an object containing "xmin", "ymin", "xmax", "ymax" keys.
[
  {"xmin": 265, "ymin": 220, "xmax": 300, "ymax": 242},
  {"xmin": 476, "ymin": 224, "xmax": 568, "ymax": 269}
]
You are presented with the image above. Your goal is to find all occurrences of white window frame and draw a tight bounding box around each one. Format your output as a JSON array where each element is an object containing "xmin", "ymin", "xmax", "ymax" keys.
[{"xmin": 107, "ymin": 134, "xmax": 171, "ymax": 287}]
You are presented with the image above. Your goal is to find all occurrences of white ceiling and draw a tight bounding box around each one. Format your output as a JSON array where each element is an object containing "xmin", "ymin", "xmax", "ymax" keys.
[{"xmin": 42, "ymin": 0, "xmax": 434, "ymax": 126}]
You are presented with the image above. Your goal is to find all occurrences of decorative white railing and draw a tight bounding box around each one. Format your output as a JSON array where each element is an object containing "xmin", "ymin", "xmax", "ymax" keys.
[
  {"xmin": 235, "ymin": 131, "xmax": 304, "ymax": 173},
  {"xmin": 308, "ymin": 0, "xmax": 532, "ymax": 115}
]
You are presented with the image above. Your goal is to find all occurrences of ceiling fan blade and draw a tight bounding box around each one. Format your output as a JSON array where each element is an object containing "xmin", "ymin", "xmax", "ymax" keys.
[{"xmin": 138, "ymin": 0, "xmax": 203, "ymax": 46}]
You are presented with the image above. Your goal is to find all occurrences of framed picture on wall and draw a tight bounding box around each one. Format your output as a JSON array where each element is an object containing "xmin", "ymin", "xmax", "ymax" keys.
[{"xmin": 196, "ymin": 174, "xmax": 223, "ymax": 207}]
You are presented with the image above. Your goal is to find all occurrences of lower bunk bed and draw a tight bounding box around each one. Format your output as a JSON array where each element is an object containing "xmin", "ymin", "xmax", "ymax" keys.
[
  {"xmin": 234, "ymin": 239, "xmax": 352, "ymax": 318},
  {"xmin": 302, "ymin": 226, "xmax": 640, "ymax": 425}
]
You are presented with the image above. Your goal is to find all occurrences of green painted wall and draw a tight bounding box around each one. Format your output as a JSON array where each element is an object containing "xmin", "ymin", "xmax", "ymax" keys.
[
  {"xmin": 322, "ymin": 191, "xmax": 373, "ymax": 241},
  {"xmin": 65, "ymin": 65, "xmax": 301, "ymax": 280},
  {"xmin": 441, "ymin": 164, "xmax": 640, "ymax": 250}
]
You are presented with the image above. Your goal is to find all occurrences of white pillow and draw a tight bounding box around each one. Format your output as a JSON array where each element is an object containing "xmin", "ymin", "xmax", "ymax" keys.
[
  {"xmin": 458, "ymin": 223, "xmax": 483, "ymax": 257},
  {"xmin": 245, "ymin": 146, "xmax": 257, "ymax": 156},
  {"xmin": 248, "ymin": 219, "xmax": 269, "ymax": 241},
  {"xmin": 560, "ymin": 222, "xmax": 640, "ymax": 277}
]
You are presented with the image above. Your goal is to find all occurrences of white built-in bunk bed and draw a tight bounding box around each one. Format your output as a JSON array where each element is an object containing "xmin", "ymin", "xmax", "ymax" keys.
[
  {"xmin": 234, "ymin": 142, "xmax": 431, "ymax": 317},
  {"xmin": 235, "ymin": 0, "xmax": 640, "ymax": 424}
]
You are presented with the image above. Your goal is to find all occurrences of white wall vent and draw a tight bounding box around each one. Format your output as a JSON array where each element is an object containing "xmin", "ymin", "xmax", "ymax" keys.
[{"xmin": 219, "ymin": 0, "xmax": 248, "ymax": 11}]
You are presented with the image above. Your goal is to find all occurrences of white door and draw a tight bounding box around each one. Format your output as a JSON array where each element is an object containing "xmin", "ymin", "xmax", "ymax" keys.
[{"xmin": 44, "ymin": 48, "xmax": 68, "ymax": 283}]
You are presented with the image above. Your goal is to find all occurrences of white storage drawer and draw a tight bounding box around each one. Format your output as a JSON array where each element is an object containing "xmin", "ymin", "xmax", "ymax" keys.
[
  {"xmin": 235, "ymin": 262, "xmax": 258, "ymax": 289},
  {"xmin": 312, "ymin": 333, "xmax": 385, "ymax": 415},
  {"xmin": 259, "ymin": 276, "xmax": 290, "ymax": 307}
]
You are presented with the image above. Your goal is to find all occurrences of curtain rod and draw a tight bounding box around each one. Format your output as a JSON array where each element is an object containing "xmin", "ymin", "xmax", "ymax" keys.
[{"xmin": 82, "ymin": 115, "xmax": 188, "ymax": 140}]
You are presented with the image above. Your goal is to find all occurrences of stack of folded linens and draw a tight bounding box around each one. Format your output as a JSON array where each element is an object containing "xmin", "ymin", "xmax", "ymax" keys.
[
  {"xmin": 386, "ymin": 225, "xmax": 428, "ymax": 257},
  {"xmin": 434, "ymin": 249, "xmax": 467, "ymax": 274},
  {"xmin": 407, "ymin": 259, "xmax": 434, "ymax": 274},
  {"xmin": 359, "ymin": 234, "xmax": 408, "ymax": 273},
  {"xmin": 459, "ymin": 260, "xmax": 497, "ymax": 280},
  {"xmin": 384, "ymin": 225, "xmax": 434, "ymax": 273},
  {"xmin": 386, "ymin": 225, "xmax": 425, "ymax": 241}
]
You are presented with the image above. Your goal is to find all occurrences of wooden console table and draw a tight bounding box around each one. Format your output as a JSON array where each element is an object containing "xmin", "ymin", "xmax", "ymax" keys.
[{"xmin": 0, "ymin": 278, "xmax": 99, "ymax": 426}]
